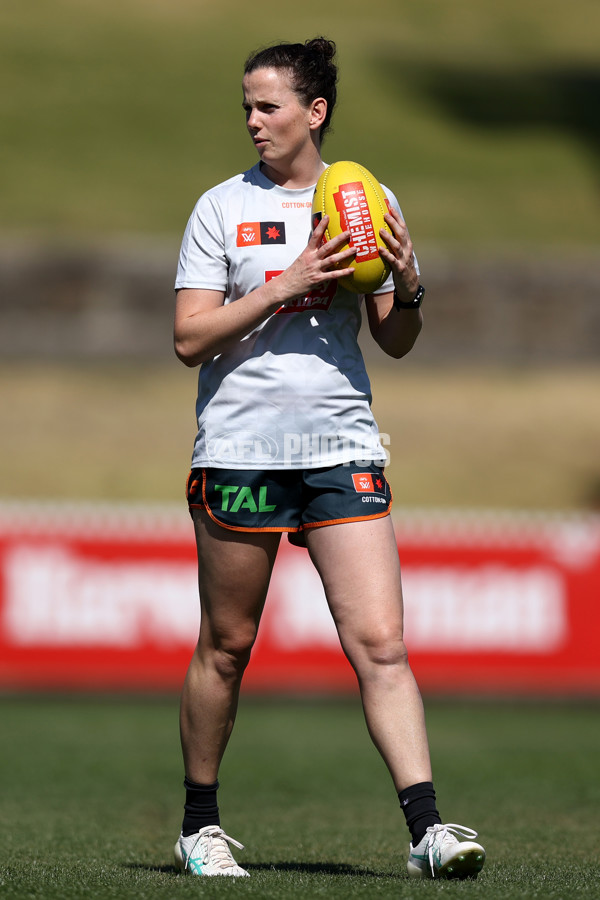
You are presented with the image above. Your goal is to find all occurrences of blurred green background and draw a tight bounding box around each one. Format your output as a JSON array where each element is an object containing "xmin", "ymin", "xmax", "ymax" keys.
[
  {"xmin": 2, "ymin": 0, "xmax": 598, "ymax": 247},
  {"xmin": 1, "ymin": 0, "xmax": 599, "ymax": 510}
]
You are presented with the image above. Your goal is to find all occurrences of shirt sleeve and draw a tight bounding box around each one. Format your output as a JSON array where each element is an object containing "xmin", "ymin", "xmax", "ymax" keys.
[{"xmin": 174, "ymin": 190, "xmax": 229, "ymax": 291}]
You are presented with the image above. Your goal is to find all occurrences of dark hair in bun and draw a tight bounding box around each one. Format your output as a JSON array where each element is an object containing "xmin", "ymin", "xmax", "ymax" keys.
[{"xmin": 244, "ymin": 37, "xmax": 338, "ymax": 141}]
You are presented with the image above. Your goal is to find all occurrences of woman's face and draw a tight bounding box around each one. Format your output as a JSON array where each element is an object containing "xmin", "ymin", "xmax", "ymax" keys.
[{"xmin": 242, "ymin": 67, "xmax": 319, "ymax": 175}]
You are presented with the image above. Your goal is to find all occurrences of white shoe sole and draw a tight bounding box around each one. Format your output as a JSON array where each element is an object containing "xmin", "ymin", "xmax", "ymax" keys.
[{"xmin": 408, "ymin": 840, "xmax": 485, "ymax": 879}]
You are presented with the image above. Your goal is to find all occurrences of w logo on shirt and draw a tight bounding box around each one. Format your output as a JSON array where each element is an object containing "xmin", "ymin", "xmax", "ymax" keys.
[{"xmin": 237, "ymin": 222, "xmax": 286, "ymax": 246}]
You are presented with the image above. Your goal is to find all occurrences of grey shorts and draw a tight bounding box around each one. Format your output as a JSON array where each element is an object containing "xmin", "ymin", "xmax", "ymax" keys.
[{"xmin": 186, "ymin": 461, "xmax": 392, "ymax": 543}]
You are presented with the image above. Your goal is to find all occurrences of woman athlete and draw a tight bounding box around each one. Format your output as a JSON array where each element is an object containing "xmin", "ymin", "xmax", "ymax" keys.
[{"xmin": 172, "ymin": 37, "xmax": 485, "ymax": 881}]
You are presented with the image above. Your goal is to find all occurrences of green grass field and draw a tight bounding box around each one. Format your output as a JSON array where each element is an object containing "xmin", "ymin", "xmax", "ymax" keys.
[
  {"xmin": 1, "ymin": 0, "xmax": 598, "ymax": 249},
  {"xmin": 1, "ymin": 696, "xmax": 598, "ymax": 898}
]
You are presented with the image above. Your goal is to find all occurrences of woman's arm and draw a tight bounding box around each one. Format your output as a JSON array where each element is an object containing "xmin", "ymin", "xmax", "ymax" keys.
[
  {"xmin": 174, "ymin": 285, "xmax": 281, "ymax": 367},
  {"xmin": 365, "ymin": 291, "xmax": 423, "ymax": 360}
]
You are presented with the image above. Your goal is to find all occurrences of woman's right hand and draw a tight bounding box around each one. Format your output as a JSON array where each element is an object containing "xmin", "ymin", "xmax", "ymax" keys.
[{"xmin": 279, "ymin": 215, "xmax": 356, "ymax": 301}]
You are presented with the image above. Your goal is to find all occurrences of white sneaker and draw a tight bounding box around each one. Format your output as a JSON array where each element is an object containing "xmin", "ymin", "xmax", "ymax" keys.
[
  {"xmin": 174, "ymin": 825, "xmax": 250, "ymax": 877},
  {"xmin": 407, "ymin": 823, "xmax": 485, "ymax": 879}
]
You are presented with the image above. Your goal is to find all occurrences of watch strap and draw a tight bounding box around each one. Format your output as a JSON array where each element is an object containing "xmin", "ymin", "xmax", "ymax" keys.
[{"xmin": 393, "ymin": 284, "xmax": 425, "ymax": 310}]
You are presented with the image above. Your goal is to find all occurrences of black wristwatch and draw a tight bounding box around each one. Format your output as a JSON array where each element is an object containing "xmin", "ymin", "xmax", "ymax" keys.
[{"xmin": 393, "ymin": 284, "xmax": 425, "ymax": 310}]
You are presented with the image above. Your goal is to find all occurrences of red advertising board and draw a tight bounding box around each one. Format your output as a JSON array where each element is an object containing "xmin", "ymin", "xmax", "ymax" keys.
[{"xmin": 0, "ymin": 503, "xmax": 598, "ymax": 695}]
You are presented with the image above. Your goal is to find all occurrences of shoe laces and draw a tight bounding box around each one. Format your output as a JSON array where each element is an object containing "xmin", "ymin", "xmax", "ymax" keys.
[
  {"xmin": 185, "ymin": 826, "xmax": 245, "ymax": 872},
  {"xmin": 424, "ymin": 823, "xmax": 479, "ymax": 877}
]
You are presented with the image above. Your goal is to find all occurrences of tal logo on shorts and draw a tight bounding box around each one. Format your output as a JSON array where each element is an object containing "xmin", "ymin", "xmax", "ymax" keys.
[
  {"xmin": 352, "ymin": 473, "xmax": 385, "ymax": 494},
  {"xmin": 214, "ymin": 484, "xmax": 277, "ymax": 513},
  {"xmin": 236, "ymin": 222, "xmax": 286, "ymax": 246}
]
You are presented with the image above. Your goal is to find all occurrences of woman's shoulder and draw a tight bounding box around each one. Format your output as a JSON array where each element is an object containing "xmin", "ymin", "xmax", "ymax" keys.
[{"xmin": 199, "ymin": 163, "xmax": 261, "ymax": 201}]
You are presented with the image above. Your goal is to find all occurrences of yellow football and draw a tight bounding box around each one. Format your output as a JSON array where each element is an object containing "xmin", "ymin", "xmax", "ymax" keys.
[{"xmin": 312, "ymin": 160, "xmax": 392, "ymax": 294}]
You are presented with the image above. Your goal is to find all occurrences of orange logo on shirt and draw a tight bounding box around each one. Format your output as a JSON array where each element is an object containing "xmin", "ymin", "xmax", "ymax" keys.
[
  {"xmin": 237, "ymin": 222, "xmax": 286, "ymax": 246},
  {"xmin": 265, "ymin": 225, "xmax": 281, "ymax": 241},
  {"xmin": 237, "ymin": 223, "xmax": 261, "ymax": 246}
]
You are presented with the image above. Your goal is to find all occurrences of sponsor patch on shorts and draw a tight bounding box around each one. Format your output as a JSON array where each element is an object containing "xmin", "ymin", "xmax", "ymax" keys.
[{"xmin": 351, "ymin": 472, "xmax": 387, "ymax": 493}]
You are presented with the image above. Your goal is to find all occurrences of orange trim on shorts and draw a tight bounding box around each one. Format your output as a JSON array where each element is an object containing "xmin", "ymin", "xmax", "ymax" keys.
[
  {"xmin": 298, "ymin": 480, "xmax": 393, "ymax": 532},
  {"xmin": 300, "ymin": 508, "xmax": 391, "ymax": 531}
]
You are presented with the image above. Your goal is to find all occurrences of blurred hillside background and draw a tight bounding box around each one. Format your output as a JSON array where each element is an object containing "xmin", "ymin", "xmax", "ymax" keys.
[{"xmin": 1, "ymin": 0, "xmax": 598, "ymax": 511}]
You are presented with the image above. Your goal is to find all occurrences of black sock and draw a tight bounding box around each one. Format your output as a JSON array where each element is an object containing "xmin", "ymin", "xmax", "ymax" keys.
[
  {"xmin": 181, "ymin": 777, "xmax": 220, "ymax": 836},
  {"xmin": 398, "ymin": 781, "xmax": 442, "ymax": 846}
]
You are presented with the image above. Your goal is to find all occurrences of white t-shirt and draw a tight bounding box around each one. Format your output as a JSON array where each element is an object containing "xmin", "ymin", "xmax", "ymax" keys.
[{"xmin": 175, "ymin": 162, "xmax": 400, "ymax": 470}]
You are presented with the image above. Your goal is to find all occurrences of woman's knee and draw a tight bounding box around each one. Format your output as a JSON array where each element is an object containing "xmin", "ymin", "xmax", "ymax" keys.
[
  {"xmin": 348, "ymin": 629, "xmax": 410, "ymax": 672},
  {"xmin": 202, "ymin": 625, "xmax": 258, "ymax": 680}
]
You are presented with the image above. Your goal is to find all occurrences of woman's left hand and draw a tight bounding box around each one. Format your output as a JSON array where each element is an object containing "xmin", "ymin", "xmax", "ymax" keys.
[{"xmin": 378, "ymin": 206, "xmax": 420, "ymax": 304}]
